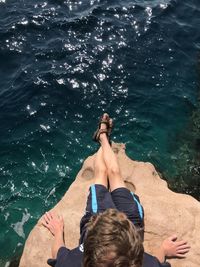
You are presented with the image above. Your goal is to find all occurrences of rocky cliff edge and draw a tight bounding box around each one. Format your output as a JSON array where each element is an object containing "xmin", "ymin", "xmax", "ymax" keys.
[{"xmin": 19, "ymin": 143, "xmax": 200, "ymax": 267}]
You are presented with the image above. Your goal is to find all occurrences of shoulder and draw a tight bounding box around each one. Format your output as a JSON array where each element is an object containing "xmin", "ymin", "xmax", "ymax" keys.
[
  {"xmin": 143, "ymin": 253, "xmax": 171, "ymax": 267},
  {"xmin": 47, "ymin": 245, "xmax": 83, "ymax": 267}
]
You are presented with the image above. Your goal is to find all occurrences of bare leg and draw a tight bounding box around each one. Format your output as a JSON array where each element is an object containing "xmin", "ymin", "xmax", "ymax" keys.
[
  {"xmin": 93, "ymin": 147, "xmax": 108, "ymax": 188},
  {"xmin": 99, "ymin": 114, "xmax": 125, "ymax": 191}
]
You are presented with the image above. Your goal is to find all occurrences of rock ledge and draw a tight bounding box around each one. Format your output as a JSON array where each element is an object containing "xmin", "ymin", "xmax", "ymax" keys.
[{"xmin": 19, "ymin": 143, "xmax": 200, "ymax": 267}]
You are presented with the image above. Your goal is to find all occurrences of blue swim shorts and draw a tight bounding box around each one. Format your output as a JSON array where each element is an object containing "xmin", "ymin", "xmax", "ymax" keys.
[{"xmin": 79, "ymin": 184, "xmax": 144, "ymax": 243}]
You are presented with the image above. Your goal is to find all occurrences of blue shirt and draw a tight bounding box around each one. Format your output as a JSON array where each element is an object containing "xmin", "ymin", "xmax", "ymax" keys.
[{"xmin": 47, "ymin": 245, "xmax": 171, "ymax": 267}]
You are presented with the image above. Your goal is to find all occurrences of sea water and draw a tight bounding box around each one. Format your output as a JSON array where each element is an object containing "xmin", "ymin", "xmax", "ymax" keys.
[{"xmin": 0, "ymin": 0, "xmax": 199, "ymax": 265}]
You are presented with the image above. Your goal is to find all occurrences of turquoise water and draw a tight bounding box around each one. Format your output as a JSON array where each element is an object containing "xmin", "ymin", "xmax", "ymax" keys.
[{"xmin": 0, "ymin": 0, "xmax": 200, "ymax": 265}]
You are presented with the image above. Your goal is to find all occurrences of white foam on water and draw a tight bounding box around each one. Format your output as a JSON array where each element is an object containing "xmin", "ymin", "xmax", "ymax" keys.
[
  {"xmin": 20, "ymin": 19, "xmax": 29, "ymax": 25},
  {"xmin": 68, "ymin": 78, "xmax": 80, "ymax": 88},
  {"xmin": 56, "ymin": 78, "xmax": 65, "ymax": 85},
  {"xmin": 40, "ymin": 102, "xmax": 47, "ymax": 106},
  {"xmin": 31, "ymin": 161, "xmax": 36, "ymax": 168},
  {"xmin": 4, "ymin": 212, "xmax": 9, "ymax": 221},
  {"xmin": 26, "ymin": 104, "xmax": 37, "ymax": 116},
  {"xmin": 11, "ymin": 209, "xmax": 30, "ymax": 239},
  {"xmin": 45, "ymin": 187, "xmax": 56, "ymax": 204},
  {"xmin": 41, "ymin": 1, "xmax": 47, "ymax": 8},
  {"xmin": 10, "ymin": 180, "xmax": 15, "ymax": 192},
  {"xmin": 160, "ymin": 3, "xmax": 168, "ymax": 9},
  {"xmin": 22, "ymin": 181, "xmax": 28, "ymax": 188},
  {"xmin": 34, "ymin": 77, "xmax": 49, "ymax": 85}
]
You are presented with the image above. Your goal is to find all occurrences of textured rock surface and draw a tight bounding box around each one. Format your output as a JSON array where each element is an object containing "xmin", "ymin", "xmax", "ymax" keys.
[{"xmin": 19, "ymin": 143, "xmax": 200, "ymax": 267}]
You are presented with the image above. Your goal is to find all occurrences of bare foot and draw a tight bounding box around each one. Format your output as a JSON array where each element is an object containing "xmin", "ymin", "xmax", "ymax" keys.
[{"xmin": 42, "ymin": 211, "xmax": 64, "ymax": 237}]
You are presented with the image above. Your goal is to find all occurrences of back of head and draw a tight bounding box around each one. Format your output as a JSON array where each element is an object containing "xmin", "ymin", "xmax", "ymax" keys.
[{"xmin": 83, "ymin": 209, "xmax": 144, "ymax": 267}]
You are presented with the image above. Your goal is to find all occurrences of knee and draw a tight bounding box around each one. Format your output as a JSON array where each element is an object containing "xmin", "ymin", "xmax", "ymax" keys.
[{"xmin": 95, "ymin": 164, "xmax": 107, "ymax": 176}]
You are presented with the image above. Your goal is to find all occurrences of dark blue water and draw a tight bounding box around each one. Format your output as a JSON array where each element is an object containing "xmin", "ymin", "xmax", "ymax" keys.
[{"xmin": 0, "ymin": 0, "xmax": 199, "ymax": 265}]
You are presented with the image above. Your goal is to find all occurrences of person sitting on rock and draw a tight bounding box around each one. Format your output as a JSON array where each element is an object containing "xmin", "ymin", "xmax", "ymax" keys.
[{"xmin": 42, "ymin": 113, "xmax": 190, "ymax": 267}]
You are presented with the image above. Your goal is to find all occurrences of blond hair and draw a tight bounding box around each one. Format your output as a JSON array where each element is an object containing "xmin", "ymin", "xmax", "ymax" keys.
[{"xmin": 83, "ymin": 209, "xmax": 144, "ymax": 267}]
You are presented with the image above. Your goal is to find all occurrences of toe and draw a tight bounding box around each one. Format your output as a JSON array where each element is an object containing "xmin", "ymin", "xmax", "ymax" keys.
[
  {"xmin": 100, "ymin": 113, "xmax": 109, "ymax": 130},
  {"xmin": 103, "ymin": 113, "xmax": 109, "ymax": 120},
  {"xmin": 109, "ymin": 118, "xmax": 113, "ymax": 128}
]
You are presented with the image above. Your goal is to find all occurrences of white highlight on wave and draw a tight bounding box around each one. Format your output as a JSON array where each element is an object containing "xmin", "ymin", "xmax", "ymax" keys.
[
  {"xmin": 144, "ymin": 6, "xmax": 152, "ymax": 32},
  {"xmin": 40, "ymin": 124, "xmax": 51, "ymax": 132},
  {"xmin": 19, "ymin": 19, "xmax": 29, "ymax": 25},
  {"xmin": 56, "ymin": 78, "xmax": 65, "ymax": 85},
  {"xmin": 26, "ymin": 105, "xmax": 37, "ymax": 116},
  {"xmin": 34, "ymin": 77, "xmax": 49, "ymax": 85},
  {"xmin": 45, "ymin": 187, "xmax": 56, "ymax": 204},
  {"xmin": 68, "ymin": 78, "xmax": 80, "ymax": 88},
  {"xmin": 160, "ymin": 3, "xmax": 168, "ymax": 9}
]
